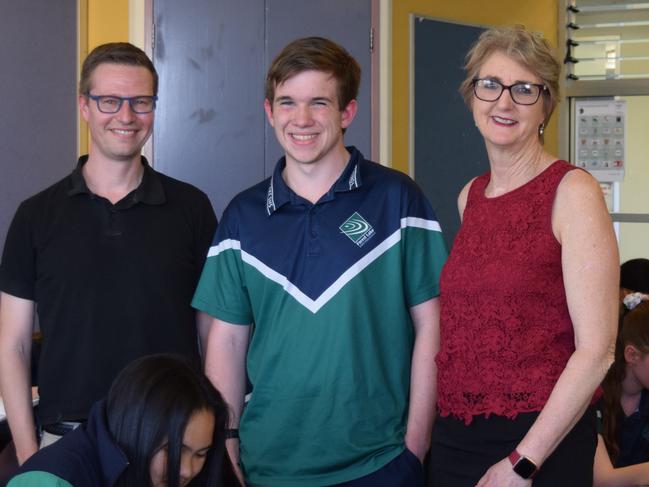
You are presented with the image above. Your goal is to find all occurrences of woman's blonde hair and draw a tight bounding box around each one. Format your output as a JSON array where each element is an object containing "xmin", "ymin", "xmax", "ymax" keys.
[{"xmin": 458, "ymin": 25, "xmax": 561, "ymax": 126}]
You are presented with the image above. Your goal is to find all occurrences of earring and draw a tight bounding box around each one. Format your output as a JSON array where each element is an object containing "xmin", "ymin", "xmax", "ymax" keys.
[{"xmin": 539, "ymin": 123, "xmax": 545, "ymax": 135}]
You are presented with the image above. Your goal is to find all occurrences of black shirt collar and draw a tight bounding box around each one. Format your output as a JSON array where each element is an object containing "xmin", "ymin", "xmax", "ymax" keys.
[
  {"xmin": 265, "ymin": 146, "xmax": 363, "ymax": 216},
  {"xmin": 68, "ymin": 155, "xmax": 166, "ymax": 208}
]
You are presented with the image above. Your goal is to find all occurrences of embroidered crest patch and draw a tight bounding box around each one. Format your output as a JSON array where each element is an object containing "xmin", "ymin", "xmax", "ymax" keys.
[{"xmin": 340, "ymin": 212, "xmax": 375, "ymax": 247}]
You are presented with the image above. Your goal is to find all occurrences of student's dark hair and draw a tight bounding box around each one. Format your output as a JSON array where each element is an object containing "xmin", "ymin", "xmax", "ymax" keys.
[
  {"xmin": 106, "ymin": 354, "xmax": 229, "ymax": 487},
  {"xmin": 265, "ymin": 36, "xmax": 360, "ymax": 110},
  {"xmin": 79, "ymin": 42, "xmax": 158, "ymax": 95},
  {"xmin": 621, "ymin": 258, "xmax": 649, "ymax": 294},
  {"xmin": 601, "ymin": 301, "xmax": 649, "ymax": 461}
]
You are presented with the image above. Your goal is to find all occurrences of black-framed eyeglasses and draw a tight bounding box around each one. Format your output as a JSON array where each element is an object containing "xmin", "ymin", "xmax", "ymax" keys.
[
  {"xmin": 86, "ymin": 94, "xmax": 158, "ymax": 114},
  {"xmin": 472, "ymin": 78, "xmax": 547, "ymax": 105}
]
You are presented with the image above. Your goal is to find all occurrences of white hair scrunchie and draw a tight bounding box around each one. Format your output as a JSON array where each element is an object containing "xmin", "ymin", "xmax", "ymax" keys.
[{"xmin": 623, "ymin": 292, "xmax": 649, "ymax": 310}]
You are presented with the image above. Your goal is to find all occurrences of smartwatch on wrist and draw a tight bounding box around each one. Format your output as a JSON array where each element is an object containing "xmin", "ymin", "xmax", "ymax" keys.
[{"xmin": 508, "ymin": 449, "xmax": 539, "ymax": 479}]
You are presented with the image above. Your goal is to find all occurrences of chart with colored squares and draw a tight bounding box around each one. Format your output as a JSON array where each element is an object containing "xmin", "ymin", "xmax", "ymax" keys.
[{"xmin": 575, "ymin": 99, "xmax": 626, "ymax": 182}]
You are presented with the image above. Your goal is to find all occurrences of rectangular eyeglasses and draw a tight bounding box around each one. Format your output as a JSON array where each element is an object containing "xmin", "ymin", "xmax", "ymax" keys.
[
  {"xmin": 472, "ymin": 78, "xmax": 546, "ymax": 106},
  {"xmin": 86, "ymin": 94, "xmax": 158, "ymax": 114}
]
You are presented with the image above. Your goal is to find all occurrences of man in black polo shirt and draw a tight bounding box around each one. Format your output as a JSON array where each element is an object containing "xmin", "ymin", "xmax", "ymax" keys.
[{"xmin": 0, "ymin": 43, "xmax": 216, "ymax": 465}]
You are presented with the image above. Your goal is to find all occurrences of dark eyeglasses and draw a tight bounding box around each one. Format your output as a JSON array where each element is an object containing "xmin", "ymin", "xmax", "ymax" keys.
[
  {"xmin": 472, "ymin": 78, "xmax": 546, "ymax": 105},
  {"xmin": 86, "ymin": 94, "xmax": 158, "ymax": 114}
]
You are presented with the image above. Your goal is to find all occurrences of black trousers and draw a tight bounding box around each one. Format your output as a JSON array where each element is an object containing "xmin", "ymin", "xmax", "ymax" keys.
[{"xmin": 429, "ymin": 407, "xmax": 597, "ymax": 487}]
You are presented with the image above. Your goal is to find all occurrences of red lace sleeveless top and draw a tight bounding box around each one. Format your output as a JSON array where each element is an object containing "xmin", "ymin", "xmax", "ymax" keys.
[{"xmin": 437, "ymin": 160, "xmax": 577, "ymax": 424}]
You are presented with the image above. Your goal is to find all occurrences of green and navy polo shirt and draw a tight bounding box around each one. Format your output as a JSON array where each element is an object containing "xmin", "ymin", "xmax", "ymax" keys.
[{"xmin": 192, "ymin": 147, "xmax": 447, "ymax": 486}]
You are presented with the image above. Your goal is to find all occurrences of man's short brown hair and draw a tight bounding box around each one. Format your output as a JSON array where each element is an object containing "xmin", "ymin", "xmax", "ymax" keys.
[
  {"xmin": 265, "ymin": 37, "xmax": 360, "ymax": 110},
  {"xmin": 79, "ymin": 42, "xmax": 158, "ymax": 95}
]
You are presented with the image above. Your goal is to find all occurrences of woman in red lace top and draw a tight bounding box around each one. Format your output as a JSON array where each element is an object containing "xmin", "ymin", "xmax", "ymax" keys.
[{"xmin": 430, "ymin": 25, "xmax": 619, "ymax": 487}]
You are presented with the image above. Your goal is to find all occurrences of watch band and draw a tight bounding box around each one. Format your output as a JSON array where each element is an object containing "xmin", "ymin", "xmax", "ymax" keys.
[
  {"xmin": 508, "ymin": 449, "xmax": 539, "ymax": 479},
  {"xmin": 225, "ymin": 428, "xmax": 239, "ymax": 439}
]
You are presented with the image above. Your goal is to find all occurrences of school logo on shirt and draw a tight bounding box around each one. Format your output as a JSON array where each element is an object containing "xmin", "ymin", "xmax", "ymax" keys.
[{"xmin": 340, "ymin": 212, "xmax": 375, "ymax": 247}]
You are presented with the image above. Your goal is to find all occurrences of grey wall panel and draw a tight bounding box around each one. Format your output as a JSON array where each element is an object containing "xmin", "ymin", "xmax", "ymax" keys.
[
  {"xmin": 414, "ymin": 18, "xmax": 487, "ymax": 249},
  {"xmin": 153, "ymin": 0, "xmax": 266, "ymax": 217},
  {"xmin": 264, "ymin": 0, "xmax": 372, "ymax": 173},
  {"xmin": 152, "ymin": 1, "xmax": 373, "ymax": 219},
  {"xmin": 0, "ymin": 1, "xmax": 77, "ymax": 250}
]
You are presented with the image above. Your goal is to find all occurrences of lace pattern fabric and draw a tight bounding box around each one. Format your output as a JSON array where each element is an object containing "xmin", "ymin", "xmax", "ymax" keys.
[{"xmin": 437, "ymin": 161, "xmax": 577, "ymax": 424}]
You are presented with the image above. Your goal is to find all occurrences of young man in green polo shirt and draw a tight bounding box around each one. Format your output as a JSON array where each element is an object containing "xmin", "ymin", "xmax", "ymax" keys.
[{"xmin": 193, "ymin": 37, "xmax": 446, "ymax": 486}]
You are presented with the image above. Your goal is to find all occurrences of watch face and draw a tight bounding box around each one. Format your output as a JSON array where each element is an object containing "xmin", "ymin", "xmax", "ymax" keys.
[{"xmin": 513, "ymin": 457, "xmax": 537, "ymax": 479}]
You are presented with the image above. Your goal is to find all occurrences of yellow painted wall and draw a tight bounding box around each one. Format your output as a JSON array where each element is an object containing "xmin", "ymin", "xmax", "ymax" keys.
[
  {"xmin": 618, "ymin": 95, "xmax": 649, "ymax": 262},
  {"xmin": 87, "ymin": 0, "xmax": 129, "ymax": 50},
  {"xmin": 78, "ymin": 0, "xmax": 130, "ymax": 155},
  {"xmin": 391, "ymin": 0, "xmax": 558, "ymax": 173}
]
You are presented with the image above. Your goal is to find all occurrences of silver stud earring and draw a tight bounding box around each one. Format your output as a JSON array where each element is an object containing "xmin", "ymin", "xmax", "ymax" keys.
[{"xmin": 539, "ymin": 123, "xmax": 545, "ymax": 135}]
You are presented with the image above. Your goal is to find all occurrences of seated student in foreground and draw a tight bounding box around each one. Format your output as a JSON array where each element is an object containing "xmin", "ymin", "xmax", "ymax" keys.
[
  {"xmin": 8, "ymin": 354, "xmax": 238, "ymax": 487},
  {"xmin": 594, "ymin": 297, "xmax": 649, "ymax": 486}
]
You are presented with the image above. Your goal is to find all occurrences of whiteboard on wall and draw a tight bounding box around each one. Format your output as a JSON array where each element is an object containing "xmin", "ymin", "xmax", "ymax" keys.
[{"xmin": 413, "ymin": 17, "xmax": 488, "ymax": 249}]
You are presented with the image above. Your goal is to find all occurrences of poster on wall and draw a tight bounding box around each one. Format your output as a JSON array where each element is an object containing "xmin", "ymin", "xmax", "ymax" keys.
[{"xmin": 574, "ymin": 99, "xmax": 626, "ymax": 182}]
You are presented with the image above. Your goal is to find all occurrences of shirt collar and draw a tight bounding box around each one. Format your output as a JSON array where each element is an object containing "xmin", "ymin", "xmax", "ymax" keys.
[
  {"xmin": 68, "ymin": 155, "xmax": 166, "ymax": 207},
  {"xmin": 265, "ymin": 146, "xmax": 363, "ymax": 216},
  {"xmin": 87, "ymin": 400, "xmax": 130, "ymax": 486}
]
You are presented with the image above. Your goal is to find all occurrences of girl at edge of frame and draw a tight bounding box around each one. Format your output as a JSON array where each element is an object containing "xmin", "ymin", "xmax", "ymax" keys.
[{"xmin": 595, "ymin": 296, "xmax": 649, "ymax": 486}]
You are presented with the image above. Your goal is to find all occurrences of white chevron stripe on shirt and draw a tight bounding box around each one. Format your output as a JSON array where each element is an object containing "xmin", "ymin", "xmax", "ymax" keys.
[{"xmin": 206, "ymin": 218, "xmax": 441, "ymax": 313}]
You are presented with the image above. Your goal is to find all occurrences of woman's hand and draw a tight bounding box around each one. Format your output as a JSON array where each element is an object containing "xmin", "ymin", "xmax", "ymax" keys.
[{"xmin": 476, "ymin": 458, "xmax": 532, "ymax": 487}]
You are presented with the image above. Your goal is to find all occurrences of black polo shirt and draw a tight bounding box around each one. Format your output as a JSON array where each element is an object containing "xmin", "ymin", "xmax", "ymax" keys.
[
  {"xmin": 0, "ymin": 156, "xmax": 217, "ymax": 425},
  {"xmin": 596, "ymin": 389, "xmax": 649, "ymax": 467},
  {"xmin": 616, "ymin": 390, "xmax": 649, "ymax": 467}
]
